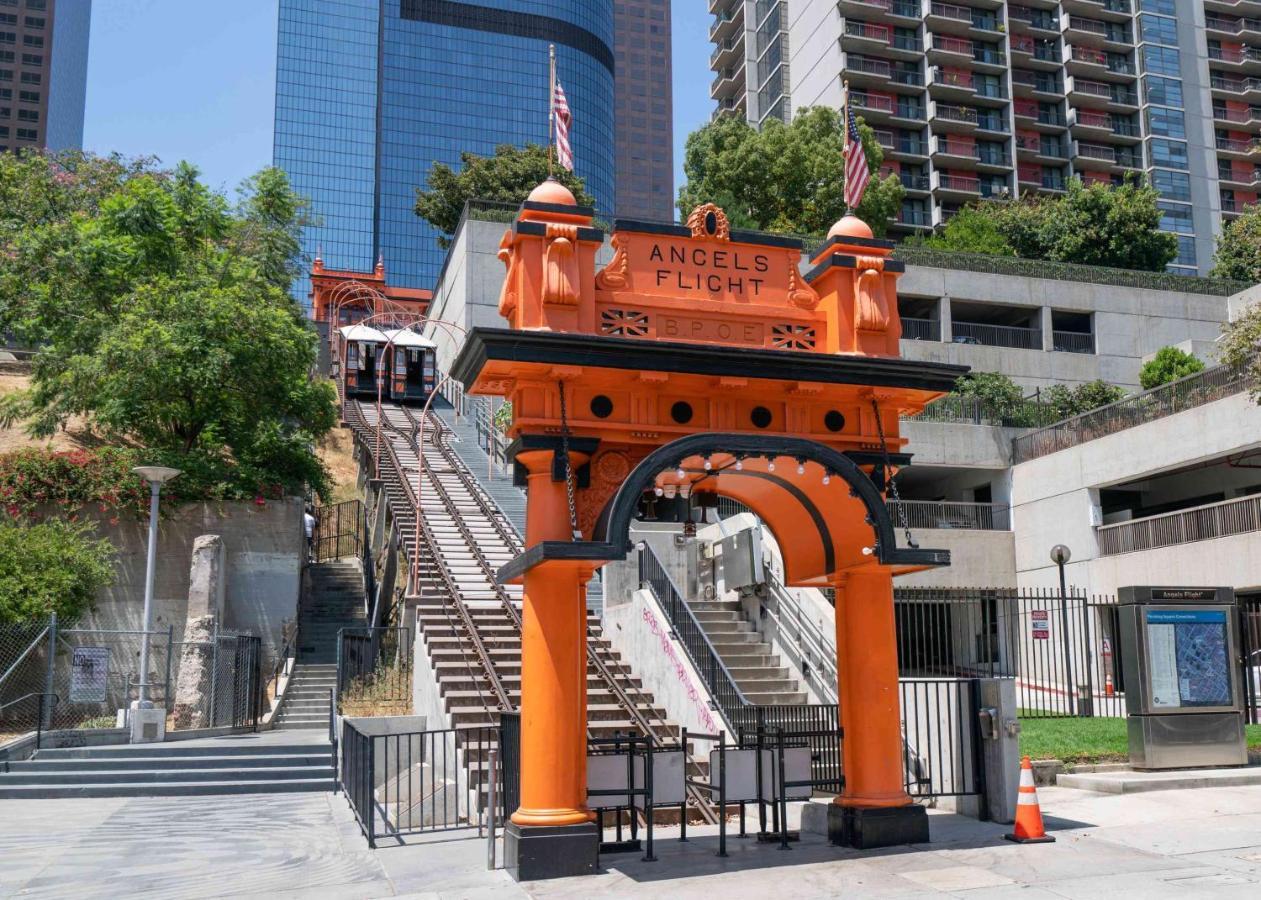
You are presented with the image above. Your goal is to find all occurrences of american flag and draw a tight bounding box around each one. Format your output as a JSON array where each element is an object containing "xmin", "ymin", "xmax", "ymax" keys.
[
  {"xmin": 553, "ymin": 79, "xmax": 574, "ymax": 172},
  {"xmin": 844, "ymin": 104, "xmax": 870, "ymax": 210}
]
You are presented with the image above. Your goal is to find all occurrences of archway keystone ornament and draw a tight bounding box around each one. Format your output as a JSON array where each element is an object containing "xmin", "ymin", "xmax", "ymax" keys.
[{"xmin": 453, "ymin": 183, "xmax": 969, "ymax": 881}]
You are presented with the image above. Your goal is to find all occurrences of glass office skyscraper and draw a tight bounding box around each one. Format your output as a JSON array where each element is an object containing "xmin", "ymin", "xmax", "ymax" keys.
[{"xmin": 275, "ymin": 0, "xmax": 616, "ymax": 305}]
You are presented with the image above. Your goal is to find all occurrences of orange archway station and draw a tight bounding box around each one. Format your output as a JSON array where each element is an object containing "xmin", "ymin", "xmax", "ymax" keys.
[{"xmin": 451, "ymin": 182, "xmax": 969, "ymax": 881}]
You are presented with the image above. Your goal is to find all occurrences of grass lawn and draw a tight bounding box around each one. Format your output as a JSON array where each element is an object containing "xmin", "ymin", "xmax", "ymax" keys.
[{"xmin": 1020, "ymin": 716, "xmax": 1261, "ymax": 763}]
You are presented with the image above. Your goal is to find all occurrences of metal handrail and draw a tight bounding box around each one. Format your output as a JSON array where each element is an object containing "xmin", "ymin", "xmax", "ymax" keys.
[{"xmin": 763, "ymin": 579, "xmax": 838, "ymax": 704}]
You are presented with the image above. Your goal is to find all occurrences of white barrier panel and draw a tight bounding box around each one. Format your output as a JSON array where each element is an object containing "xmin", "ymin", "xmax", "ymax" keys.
[
  {"xmin": 586, "ymin": 750, "xmax": 687, "ymax": 808},
  {"xmin": 712, "ymin": 748, "xmax": 813, "ymax": 803}
]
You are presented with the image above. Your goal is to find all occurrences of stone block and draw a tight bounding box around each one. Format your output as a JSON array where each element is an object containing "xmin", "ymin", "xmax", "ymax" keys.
[{"xmin": 187, "ymin": 534, "xmax": 226, "ymax": 619}]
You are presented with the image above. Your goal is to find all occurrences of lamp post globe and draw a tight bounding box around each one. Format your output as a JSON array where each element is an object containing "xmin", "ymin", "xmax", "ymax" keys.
[
  {"xmin": 131, "ymin": 466, "xmax": 182, "ymax": 708},
  {"xmin": 1050, "ymin": 544, "xmax": 1071, "ymax": 566}
]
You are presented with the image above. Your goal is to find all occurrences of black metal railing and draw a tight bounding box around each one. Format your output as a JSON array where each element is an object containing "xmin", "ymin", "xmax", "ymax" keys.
[
  {"xmin": 336, "ymin": 627, "xmax": 414, "ymax": 717},
  {"xmin": 906, "ymin": 392, "xmax": 1057, "ymax": 428},
  {"xmin": 900, "ymin": 679, "xmax": 985, "ymax": 806},
  {"xmin": 1052, "ymin": 330, "xmax": 1095, "ymax": 354},
  {"xmin": 901, "ymin": 317, "xmax": 941, "ymax": 341},
  {"xmin": 894, "ymin": 587, "xmax": 1125, "ymax": 719},
  {"xmin": 639, "ymin": 545, "xmax": 842, "ymax": 789},
  {"xmin": 314, "ymin": 499, "xmax": 365, "ymax": 562},
  {"xmin": 1013, "ymin": 359, "xmax": 1251, "ymax": 463},
  {"xmin": 951, "ymin": 320, "xmax": 1042, "ymax": 350},
  {"xmin": 341, "ymin": 719, "xmax": 503, "ymax": 848}
]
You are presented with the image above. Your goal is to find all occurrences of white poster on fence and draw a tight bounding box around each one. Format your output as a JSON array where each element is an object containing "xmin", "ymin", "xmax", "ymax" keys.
[{"xmin": 70, "ymin": 647, "xmax": 109, "ymax": 703}]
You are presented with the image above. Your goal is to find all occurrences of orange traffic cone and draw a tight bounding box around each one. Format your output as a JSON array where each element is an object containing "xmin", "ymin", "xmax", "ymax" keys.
[
  {"xmin": 1105, "ymin": 672, "xmax": 1115, "ymax": 697},
  {"xmin": 1004, "ymin": 756, "xmax": 1055, "ymax": 844}
]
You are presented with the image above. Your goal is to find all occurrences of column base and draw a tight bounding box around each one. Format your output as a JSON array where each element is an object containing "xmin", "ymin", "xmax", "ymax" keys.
[
  {"xmin": 827, "ymin": 803, "xmax": 929, "ymax": 850},
  {"xmin": 504, "ymin": 821, "xmax": 600, "ymax": 882}
]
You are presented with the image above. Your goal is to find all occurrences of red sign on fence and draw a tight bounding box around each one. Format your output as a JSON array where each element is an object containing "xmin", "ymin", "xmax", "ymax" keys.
[{"xmin": 1031, "ymin": 610, "xmax": 1050, "ymax": 640}]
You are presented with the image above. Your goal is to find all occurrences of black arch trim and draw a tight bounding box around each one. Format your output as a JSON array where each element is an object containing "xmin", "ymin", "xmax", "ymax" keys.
[
  {"xmin": 496, "ymin": 433, "xmax": 950, "ymax": 584},
  {"xmin": 400, "ymin": 0, "xmax": 616, "ymax": 75}
]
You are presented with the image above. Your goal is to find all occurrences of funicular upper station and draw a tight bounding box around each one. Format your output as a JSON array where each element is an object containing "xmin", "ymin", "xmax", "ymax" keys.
[{"xmin": 325, "ymin": 181, "xmax": 983, "ymax": 880}]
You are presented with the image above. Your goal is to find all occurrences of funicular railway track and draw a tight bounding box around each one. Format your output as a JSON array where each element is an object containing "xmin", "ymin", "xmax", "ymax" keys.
[{"xmin": 344, "ymin": 397, "xmax": 718, "ymax": 824}]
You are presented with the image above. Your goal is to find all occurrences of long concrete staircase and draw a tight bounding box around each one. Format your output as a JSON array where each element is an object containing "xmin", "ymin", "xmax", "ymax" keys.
[
  {"xmin": 274, "ymin": 561, "xmax": 366, "ymax": 730},
  {"xmin": 686, "ymin": 597, "xmax": 809, "ymax": 705}
]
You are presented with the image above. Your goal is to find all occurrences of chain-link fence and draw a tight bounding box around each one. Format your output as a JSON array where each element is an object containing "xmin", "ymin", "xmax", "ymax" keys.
[{"xmin": 1, "ymin": 616, "xmax": 262, "ymax": 743}]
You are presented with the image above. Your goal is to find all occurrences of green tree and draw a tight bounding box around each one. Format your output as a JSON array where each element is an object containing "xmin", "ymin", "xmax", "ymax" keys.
[
  {"xmin": 0, "ymin": 519, "xmax": 115, "ymax": 623},
  {"xmin": 414, "ymin": 143, "xmax": 595, "ymax": 249},
  {"xmin": 1044, "ymin": 380, "xmax": 1128, "ymax": 419},
  {"xmin": 1220, "ymin": 302, "xmax": 1261, "ymax": 402},
  {"xmin": 0, "ymin": 154, "xmax": 336, "ymax": 499},
  {"xmin": 1210, "ymin": 203, "xmax": 1261, "ymax": 282},
  {"xmin": 676, "ymin": 106, "xmax": 904, "ymax": 237},
  {"xmin": 918, "ymin": 176, "xmax": 1176, "ymax": 271},
  {"xmin": 953, "ymin": 372, "xmax": 1027, "ymax": 419},
  {"xmin": 1140, "ymin": 347, "xmax": 1206, "ymax": 390}
]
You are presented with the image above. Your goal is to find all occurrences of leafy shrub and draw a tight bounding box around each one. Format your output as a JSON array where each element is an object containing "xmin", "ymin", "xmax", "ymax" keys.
[
  {"xmin": 1043, "ymin": 380, "xmax": 1128, "ymax": 420},
  {"xmin": 0, "ymin": 518, "xmax": 115, "ymax": 623},
  {"xmin": 1140, "ymin": 347, "xmax": 1206, "ymax": 390}
]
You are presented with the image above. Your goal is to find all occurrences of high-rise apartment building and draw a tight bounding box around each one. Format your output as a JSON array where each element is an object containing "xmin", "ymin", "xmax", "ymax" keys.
[
  {"xmin": 708, "ymin": 0, "xmax": 1257, "ymax": 277},
  {"xmin": 0, "ymin": 0, "xmax": 91, "ymax": 154},
  {"xmin": 274, "ymin": 0, "xmax": 618, "ymax": 303},
  {"xmin": 613, "ymin": 0, "xmax": 674, "ymax": 220}
]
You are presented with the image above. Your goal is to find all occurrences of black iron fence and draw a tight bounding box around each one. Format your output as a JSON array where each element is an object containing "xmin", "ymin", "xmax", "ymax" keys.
[
  {"xmin": 1012, "ymin": 359, "xmax": 1251, "ymax": 463},
  {"xmin": 340, "ymin": 718, "xmax": 503, "ymax": 848},
  {"xmin": 900, "ymin": 678, "xmax": 985, "ymax": 808},
  {"xmin": 336, "ymin": 627, "xmax": 413, "ymax": 717},
  {"xmin": 1241, "ymin": 598, "xmax": 1261, "ymax": 725},
  {"xmin": 639, "ymin": 545, "xmax": 842, "ymax": 791},
  {"xmin": 895, "ymin": 588, "xmax": 1126, "ymax": 719},
  {"xmin": 314, "ymin": 499, "xmax": 365, "ymax": 562}
]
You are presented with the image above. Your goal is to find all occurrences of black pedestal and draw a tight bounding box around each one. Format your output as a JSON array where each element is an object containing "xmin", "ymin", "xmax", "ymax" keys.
[
  {"xmin": 827, "ymin": 803, "xmax": 929, "ymax": 849},
  {"xmin": 504, "ymin": 821, "xmax": 600, "ymax": 881}
]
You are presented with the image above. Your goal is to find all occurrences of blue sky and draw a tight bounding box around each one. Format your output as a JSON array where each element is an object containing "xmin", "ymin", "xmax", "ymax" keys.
[{"xmin": 83, "ymin": 1, "xmax": 711, "ymax": 210}]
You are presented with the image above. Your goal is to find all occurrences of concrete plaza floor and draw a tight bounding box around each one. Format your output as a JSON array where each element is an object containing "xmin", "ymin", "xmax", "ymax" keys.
[{"xmin": 3, "ymin": 784, "xmax": 1261, "ymax": 898}]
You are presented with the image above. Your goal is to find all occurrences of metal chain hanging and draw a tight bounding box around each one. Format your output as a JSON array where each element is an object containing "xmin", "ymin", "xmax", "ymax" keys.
[
  {"xmin": 871, "ymin": 398, "xmax": 918, "ymax": 550},
  {"xmin": 557, "ymin": 381, "xmax": 582, "ymax": 540}
]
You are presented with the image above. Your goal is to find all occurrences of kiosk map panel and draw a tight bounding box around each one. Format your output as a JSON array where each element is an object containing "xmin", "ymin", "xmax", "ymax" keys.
[{"xmin": 1146, "ymin": 610, "xmax": 1231, "ymax": 709}]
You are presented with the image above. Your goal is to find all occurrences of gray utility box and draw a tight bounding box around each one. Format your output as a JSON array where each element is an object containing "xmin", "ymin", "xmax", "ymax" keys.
[{"xmin": 1118, "ymin": 586, "xmax": 1246, "ymax": 770}]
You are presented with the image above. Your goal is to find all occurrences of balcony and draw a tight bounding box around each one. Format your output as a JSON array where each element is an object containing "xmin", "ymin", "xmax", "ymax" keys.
[
  {"xmin": 899, "ymin": 171, "xmax": 932, "ymax": 190},
  {"xmin": 851, "ymin": 91, "xmax": 894, "ymax": 115},
  {"xmin": 709, "ymin": 7, "xmax": 741, "ymax": 42},
  {"xmin": 1208, "ymin": 45, "xmax": 1261, "ymax": 64},
  {"xmin": 935, "ymin": 171, "xmax": 983, "ymax": 196},
  {"xmin": 1052, "ymin": 330, "xmax": 1095, "ymax": 354},
  {"xmin": 1206, "ymin": 15, "xmax": 1261, "ymax": 35},
  {"xmin": 1011, "ymin": 69, "xmax": 1063, "ymax": 96},
  {"xmin": 710, "ymin": 33, "xmax": 744, "ymax": 68},
  {"xmin": 1009, "ymin": 5, "xmax": 1059, "ymax": 32},
  {"xmin": 711, "ymin": 64, "xmax": 745, "ymax": 98},
  {"xmin": 1097, "ymin": 493, "xmax": 1261, "ymax": 556},
  {"xmin": 931, "ymin": 102, "xmax": 979, "ymax": 130},
  {"xmin": 928, "ymin": 33, "xmax": 974, "ymax": 60},
  {"xmin": 1216, "ymin": 135, "xmax": 1261, "ymax": 155},
  {"xmin": 929, "ymin": 66, "xmax": 976, "ymax": 97},
  {"xmin": 901, "ymin": 317, "xmax": 941, "ymax": 341},
  {"xmin": 1065, "ymin": 16, "xmax": 1130, "ymax": 46},
  {"xmin": 1212, "ymin": 75, "xmax": 1261, "ymax": 97},
  {"xmin": 897, "ymin": 207, "xmax": 933, "ymax": 227},
  {"xmin": 843, "ymin": 20, "xmax": 892, "ymax": 46},
  {"xmin": 887, "ymin": 500, "xmax": 1012, "ymax": 531},
  {"xmin": 951, "ymin": 320, "xmax": 1042, "ymax": 349},
  {"xmin": 1213, "ymin": 106, "xmax": 1261, "ymax": 125},
  {"xmin": 1067, "ymin": 77, "xmax": 1138, "ymax": 109}
]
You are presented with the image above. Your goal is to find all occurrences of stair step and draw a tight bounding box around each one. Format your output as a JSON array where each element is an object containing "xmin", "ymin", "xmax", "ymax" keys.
[{"xmin": 0, "ymin": 779, "xmax": 335, "ymax": 799}]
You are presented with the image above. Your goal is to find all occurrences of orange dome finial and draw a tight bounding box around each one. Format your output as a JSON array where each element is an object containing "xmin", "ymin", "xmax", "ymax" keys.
[
  {"xmin": 527, "ymin": 178, "xmax": 577, "ymax": 207},
  {"xmin": 828, "ymin": 214, "xmax": 874, "ymax": 241}
]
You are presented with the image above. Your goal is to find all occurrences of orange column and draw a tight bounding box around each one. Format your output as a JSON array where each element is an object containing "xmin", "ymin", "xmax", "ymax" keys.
[
  {"xmin": 511, "ymin": 450, "xmax": 594, "ymax": 828},
  {"xmin": 833, "ymin": 567, "xmax": 912, "ymax": 809}
]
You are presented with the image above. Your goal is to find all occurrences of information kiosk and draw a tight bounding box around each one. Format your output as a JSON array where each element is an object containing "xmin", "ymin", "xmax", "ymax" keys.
[{"xmin": 1118, "ymin": 586, "xmax": 1246, "ymax": 769}]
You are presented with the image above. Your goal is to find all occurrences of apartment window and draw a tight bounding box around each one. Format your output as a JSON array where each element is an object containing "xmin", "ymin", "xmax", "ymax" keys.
[
  {"xmin": 1140, "ymin": 15, "xmax": 1178, "ymax": 46},
  {"xmin": 1152, "ymin": 169, "xmax": 1191, "ymax": 201},
  {"xmin": 1147, "ymin": 106, "xmax": 1185, "ymax": 138},
  {"xmin": 0, "ymin": 51, "xmax": 12, "ymax": 63},
  {"xmin": 15, "ymin": 126, "xmax": 35, "ymax": 141},
  {"xmin": 21, "ymin": 53, "xmax": 41, "ymax": 66},
  {"xmin": 27, "ymin": 0, "xmax": 46, "ymax": 9},
  {"xmin": 0, "ymin": 31, "xmax": 13, "ymax": 44},
  {"xmin": 1141, "ymin": 0, "xmax": 1175, "ymax": 13},
  {"xmin": 19, "ymin": 71, "xmax": 38, "ymax": 84},
  {"xmin": 16, "ymin": 108, "xmax": 36, "ymax": 122},
  {"xmin": 0, "ymin": 69, "xmax": 10, "ymax": 81},
  {"xmin": 1174, "ymin": 235, "xmax": 1196, "ymax": 267},
  {"xmin": 1148, "ymin": 138, "xmax": 1188, "ymax": 170},
  {"xmin": 976, "ymin": 73, "xmax": 1002, "ymax": 98},
  {"xmin": 0, "ymin": 125, "xmax": 7, "ymax": 137},
  {"xmin": 22, "ymin": 35, "xmax": 43, "ymax": 49},
  {"xmin": 1144, "ymin": 75, "xmax": 1182, "ymax": 106},
  {"xmin": 0, "ymin": 88, "xmax": 8, "ymax": 100},
  {"xmin": 1142, "ymin": 45, "xmax": 1180, "ymax": 76},
  {"xmin": 1158, "ymin": 202, "xmax": 1193, "ymax": 237},
  {"xmin": 0, "ymin": 106, "xmax": 9, "ymax": 118},
  {"xmin": 24, "ymin": 16, "xmax": 45, "ymax": 28},
  {"xmin": 0, "ymin": 14, "xmax": 13, "ymax": 25}
]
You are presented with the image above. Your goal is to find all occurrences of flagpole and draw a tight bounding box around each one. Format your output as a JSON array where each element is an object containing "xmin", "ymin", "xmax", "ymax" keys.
[
  {"xmin": 842, "ymin": 79, "xmax": 851, "ymax": 216},
  {"xmin": 548, "ymin": 44, "xmax": 556, "ymax": 179}
]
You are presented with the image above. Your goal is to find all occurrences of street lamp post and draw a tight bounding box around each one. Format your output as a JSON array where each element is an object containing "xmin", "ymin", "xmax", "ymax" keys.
[
  {"xmin": 1050, "ymin": 544, "xmax": 1075, "ymax": 716},
  {"xmin": 131, "ymin": 466, "xmax": 182, "ymax": 708}
]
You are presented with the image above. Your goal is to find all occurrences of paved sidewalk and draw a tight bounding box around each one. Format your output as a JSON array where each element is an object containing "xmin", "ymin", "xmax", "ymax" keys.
[{"xmin": 3, "ymin": 785, "xmax": 1261, "ymax": 898}]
